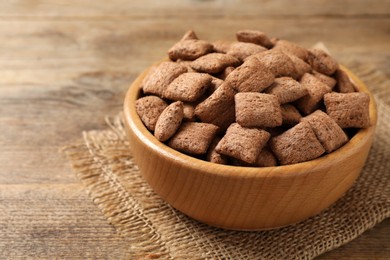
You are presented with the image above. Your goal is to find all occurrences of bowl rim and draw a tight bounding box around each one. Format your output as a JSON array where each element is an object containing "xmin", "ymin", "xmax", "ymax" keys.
[{"xmin": 124, "ymin": 62, "xmax": 378, "ymax": 179}]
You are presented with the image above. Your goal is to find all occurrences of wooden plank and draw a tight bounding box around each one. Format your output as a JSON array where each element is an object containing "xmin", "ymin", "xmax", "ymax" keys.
[
  {"xmin": 0, "ymin": 148, "xmax": 76, "ymax": 184},
  {"xmin": 0, "ymin": 80, "xmax": 128, "ymax": 183},
  {"xmin": 0, "ymin": 183, "xmax": 388, "ymax": 258},
  {"xmin": 0, "ymin": 184, "xmax": 127, "ymax": 258},
  {"xmin": 0, "ymin": 18, "xmax": 388, "ymax": 75},
  {"xmin": 0, "ymin": 0, "xmax": 389, "ymax": 18}
]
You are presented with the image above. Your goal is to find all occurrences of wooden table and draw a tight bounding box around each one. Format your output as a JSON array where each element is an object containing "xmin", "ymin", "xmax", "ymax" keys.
[{"xmin": 1, "ymin": 1, "xmax": 389, "ymax": 258}]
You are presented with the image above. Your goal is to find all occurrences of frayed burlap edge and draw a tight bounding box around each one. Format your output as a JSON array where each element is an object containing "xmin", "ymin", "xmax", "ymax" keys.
[{"xmin": 64, "ymin": 63, "xmax": 390, "ymax": 259}]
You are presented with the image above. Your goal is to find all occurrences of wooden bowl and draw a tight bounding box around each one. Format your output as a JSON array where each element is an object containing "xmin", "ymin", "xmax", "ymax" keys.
[{"xmin": 123, "ymin": 64, "xmax": 377, "ymax": 230}]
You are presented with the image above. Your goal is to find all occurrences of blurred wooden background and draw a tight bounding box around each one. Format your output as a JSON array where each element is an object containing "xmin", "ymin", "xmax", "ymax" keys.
[{"xmin": 0, "ymin": 0, "xmax": 389, "ymax": 258}]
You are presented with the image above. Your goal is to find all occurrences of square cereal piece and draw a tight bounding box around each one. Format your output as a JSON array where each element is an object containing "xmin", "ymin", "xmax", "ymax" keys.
[
  {"xmin": 281, "ymin": 104, "xmax": 302, "ymax": 126},
  {"xmin": 324, "ymin": 92, "xmax": 370, "ymax": 128},
  {"xmin": 210, "ymin": 108, "xmax": 236, "ymax": 131},
  {"xmin": 207, "ymin": 76, "xmax": 224, "ymax": 94},
  {"xmin": 251, "ymin": 50, "xmax": 296, "ymax": 78},
  {"xmin": 236, "ymin": 30, "xmax": 273, "ymax": 48},
  {"xmin": 227, "ymin": 42, "xmax": 267, "ymax": 61},
  {"xmin": 301, "ymin": 110, "xmax": 348, "ymax": 153},
  {"xmin": 218, "ymin": 66, "xmax": 235, "ymax": 80},
  {"xmin": 270, "ymin": 37, "xmax": 279, "ymax": 46},
  {"xmin": 141, "ymin": 65, "xmax": 157, "ymax": 88},
  {"xmin": 168, "ymin": 122, "xmax": 219, "ymax": 155},
  {"xmin": 225, "ymin": 58, "xmax": 274, "ymax": 92},
  {"xmin": 191, "ymin": 53, "xmax": 240, "ymax": 74},
  {"xmin": 335, "ymin": 69, "xmax": 356, "ymax": 93},
  {"xmin": 212, "ymin": 40, "xmax": 232, "ymax": 53},
  {"xmin": 285, "ymin": 53, "xmax": 312, "ymax": 79},
  {"xmin": 142, "ymin": 61, "xmax": 187, "ymax": 97},
  {"xmin": 206, "ymin": 137, "xmax": 228, "ymax": 165},
  {"xmin": 154, "ymin": 101, "xmax": 184, "ymax": 142},
  {"xmin": 265, "ymin": 77, "xmax": 308, "ymax": 104},
  {"xmin": 270, "ymin": 121, "xmax": 325, "ymax": 165},
  {"xmin": 215, "ymin": 123, "xmax": 271, "ymax": 164},
  {"xmin": 183, "ymin": 103, "xmax": 196, "ymax": 121},
  {"xmin": 307, "ymin": 48, "xmax": 338, "ymax": 76},
  {"xmin": 180, "ymin": 30, "xmax": 198, "ymax": 41},
  {"xmin": 272, "ymin": 40, "xmax": 309, "ymax": 61},
  {"xmin": 313, "ymin": 71, "xmax": 337, "ymax": 89},
  {"xmin": 164, "ymin": 72, "xmax": 212, "ymax": 102},
  {"xmin": 255, "ymin": 147, "xmax": 277, "ymax": 167},
  {"xmin": 168, "ymin": 39, "xmax": 213, "ymax": 61},
  {"xmin": 235, "ymin": 92, "xmax": 282, "ymax": 128},
  {"xmin": 296, "ymin": 73, "xmax": 332, "ymax": 115},
  {"xmin": 195, "ymin": 83, "xmax": 236, "ymax": 130},
  {"xmin": 135, "ymin": 95, "xmax": 168, "ymax": 131},
  {"xmin": 176, "ymin": 60, "xmax": 197, "ymax": 72}
]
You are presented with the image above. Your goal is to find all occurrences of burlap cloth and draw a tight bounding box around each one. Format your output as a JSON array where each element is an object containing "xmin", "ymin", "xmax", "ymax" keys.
[{"xmin": 65, "ymin": 62, "xmax": 390, "ymax": 259}]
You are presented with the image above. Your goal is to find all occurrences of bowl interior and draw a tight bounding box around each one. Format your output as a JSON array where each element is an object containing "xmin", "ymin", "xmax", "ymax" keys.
[{"xmin": 125, "ymin": 64, "xmax": 377, "ymax": 178}]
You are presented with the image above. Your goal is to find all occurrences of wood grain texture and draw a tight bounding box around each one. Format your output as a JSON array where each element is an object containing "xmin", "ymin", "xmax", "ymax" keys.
[
  {"xmin": 0, "ymin": 184, "xmax": 127, "ymax": 258},
  {"xmin": 1, "ymin": 0, "xmax": 389, "ymax": 18},
  {"xmin": 0, "ymin": 0, "xmax": 388, "ymax": 258}
]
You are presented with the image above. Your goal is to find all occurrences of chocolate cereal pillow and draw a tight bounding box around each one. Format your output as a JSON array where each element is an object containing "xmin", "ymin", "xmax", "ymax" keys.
[{"xmin": 135, "ymin": 30, "xmax": 371, "ymax": 167}]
